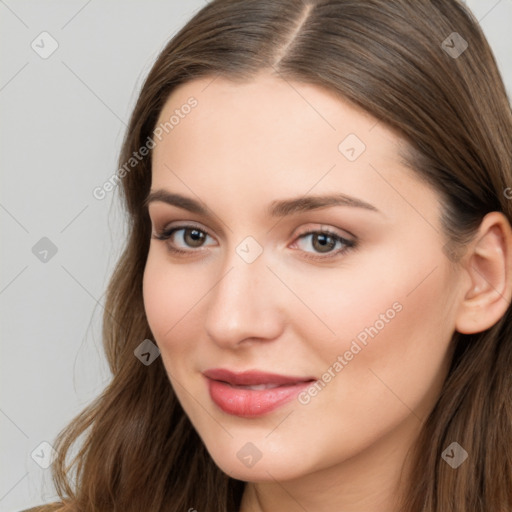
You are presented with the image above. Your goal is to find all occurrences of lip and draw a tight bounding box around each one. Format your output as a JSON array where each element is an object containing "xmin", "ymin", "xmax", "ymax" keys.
[{"xmin": 203, "ymin": 368, "xmax": 316, "ymax": 417}]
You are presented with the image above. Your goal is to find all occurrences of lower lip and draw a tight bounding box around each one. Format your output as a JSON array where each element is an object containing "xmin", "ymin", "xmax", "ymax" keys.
[{"xmin": 206, "ymin": 378, "xmax": 312, "ymax": 417}]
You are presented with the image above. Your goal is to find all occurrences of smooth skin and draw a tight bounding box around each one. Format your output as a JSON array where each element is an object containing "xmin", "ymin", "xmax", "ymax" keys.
[{"xmin": 142, "ymin": 73, "xmax": 512, "ymax": 512}]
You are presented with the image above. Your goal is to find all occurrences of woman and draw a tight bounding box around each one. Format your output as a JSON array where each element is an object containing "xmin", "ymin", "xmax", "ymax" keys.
[{"xmin": 26, "ymin": 0, "xmax": 512, "ymax": 510}]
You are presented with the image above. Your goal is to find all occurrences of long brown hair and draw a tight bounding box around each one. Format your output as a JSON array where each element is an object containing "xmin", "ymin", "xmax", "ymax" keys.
[{"xmin": 37, "ymin": 1, "xmax": 512, "ymax": 510}]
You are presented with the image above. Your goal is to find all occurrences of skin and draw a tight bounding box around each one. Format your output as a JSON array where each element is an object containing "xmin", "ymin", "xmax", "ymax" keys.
[{"xmin": 142, "ymin": 73, "xmax": 512, "ymax": 511}]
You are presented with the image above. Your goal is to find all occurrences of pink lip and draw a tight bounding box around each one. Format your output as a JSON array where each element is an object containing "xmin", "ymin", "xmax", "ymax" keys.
[{"xmin": 203, "ymin": 368, "xmax": 316, "ymax": 417}]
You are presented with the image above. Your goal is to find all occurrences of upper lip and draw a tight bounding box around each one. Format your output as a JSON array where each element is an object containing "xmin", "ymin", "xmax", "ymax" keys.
[{"xmin": 203, "ymin": 368, "xmax": 316, "ymax": 386}]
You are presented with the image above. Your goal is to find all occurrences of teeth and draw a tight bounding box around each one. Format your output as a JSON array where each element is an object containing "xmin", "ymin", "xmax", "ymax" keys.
[{"xmin": 233, "ymin": 383, "xmax": 281, "ymax": 390}]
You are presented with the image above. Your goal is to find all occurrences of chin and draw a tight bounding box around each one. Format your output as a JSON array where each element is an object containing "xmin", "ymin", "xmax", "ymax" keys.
[{"xmin": 201, "ymin": 437, "xmax": 315, "ymax": 483}]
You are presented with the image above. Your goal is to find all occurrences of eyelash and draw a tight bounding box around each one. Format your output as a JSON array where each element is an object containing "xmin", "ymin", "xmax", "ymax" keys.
[{"xmin": 151, "ymin": 224, "xmax": 356, "ymax": 261}]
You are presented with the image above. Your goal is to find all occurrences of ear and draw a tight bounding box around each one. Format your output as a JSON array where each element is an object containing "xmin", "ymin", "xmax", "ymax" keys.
[{"xmin": 455, "ymin": 211, "xmax": 512, "ymax": 334}]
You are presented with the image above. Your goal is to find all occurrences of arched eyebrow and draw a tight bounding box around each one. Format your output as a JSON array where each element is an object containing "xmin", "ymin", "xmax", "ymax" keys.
[
  {"xmin": 144, "ymin": 190, "xmax": 380, "ymax": 216},
  {"xmin": 269, "ymin": 193, "xmax": 380, "ymax": 216}
]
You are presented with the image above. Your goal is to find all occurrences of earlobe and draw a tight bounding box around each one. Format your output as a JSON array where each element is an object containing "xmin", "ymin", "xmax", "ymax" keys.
[{"xmin": 455, "ymin": 212, "xmax": 512, "ymax": 335}]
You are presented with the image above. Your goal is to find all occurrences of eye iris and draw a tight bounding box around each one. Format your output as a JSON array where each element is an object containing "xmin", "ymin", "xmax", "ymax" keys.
[
  {"xmin": 312, "ymin": 233, "xmax": 336, "ymax": 253},
  {"xmin": 184, "ymin": 228, "xmax": 206, "ymax": 247}
]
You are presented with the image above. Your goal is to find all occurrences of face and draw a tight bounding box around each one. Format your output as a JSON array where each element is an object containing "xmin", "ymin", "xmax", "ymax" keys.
[{"xmin": 142, "ymin": 73, "xmax": 463, "ymax": 484}]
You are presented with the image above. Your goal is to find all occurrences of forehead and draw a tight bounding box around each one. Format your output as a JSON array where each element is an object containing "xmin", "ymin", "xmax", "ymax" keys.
[
  {"xmin": 153, "ymin": 73, "xmax": 401, "ymax": 164},
  {"xmin": 149, "ymin": 73, "xmax": 436, "ymax": 224}
]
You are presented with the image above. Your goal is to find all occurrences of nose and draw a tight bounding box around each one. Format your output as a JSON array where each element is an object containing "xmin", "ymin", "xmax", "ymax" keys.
[{"xmin": 204, "ymin": 250, "xmax": 285, "ymax": 350}]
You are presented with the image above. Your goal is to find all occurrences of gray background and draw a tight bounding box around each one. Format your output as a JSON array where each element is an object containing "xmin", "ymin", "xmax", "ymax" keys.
[{"xmin": 1, "ymin": 1, "xmax": 511, "ymax": 511}]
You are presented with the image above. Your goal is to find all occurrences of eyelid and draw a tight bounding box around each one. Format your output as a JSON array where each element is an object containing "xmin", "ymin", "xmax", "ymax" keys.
[
  {"xmin": 153, "ymin": 221, "xmax": 353, "ymax": 241},
  {"xmin": 153, "ymin": 219, "xmax": 213, "ymax": 236},
  {"xmin": 293, "ymin": 223, "xmax": 355, "ymax": 240}
]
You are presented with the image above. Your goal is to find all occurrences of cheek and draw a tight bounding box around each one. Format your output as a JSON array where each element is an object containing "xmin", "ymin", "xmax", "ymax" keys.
[
  {"xmin": 310, "ymin": 241, "xmax": 456, "ymax": 360},
  {"xmin": 314, "ymin": 257, "xmax": 457, "ymax": 424},
  {"xmin": 281, "ymin": 261, "xmax": 457, "ymax": 472},
  {"xmin": 142, "ymin": 252, "xmax": 204, "ymax": 355},
  {"xmin": 290, "ymin": 238, "xmax": 457, "ymax": 406},
  {"xmin": 271, "ymin": 252, "xmax": 405, "ymax": 366}
]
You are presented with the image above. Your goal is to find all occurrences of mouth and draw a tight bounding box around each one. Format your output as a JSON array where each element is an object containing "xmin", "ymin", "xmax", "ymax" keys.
[{"xmin": 203, "ymin": 368, "xmax": 316, "ymax": 417}]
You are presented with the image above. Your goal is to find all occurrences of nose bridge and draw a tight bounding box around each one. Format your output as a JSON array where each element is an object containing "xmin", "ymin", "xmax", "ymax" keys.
[{"xmin": 204, "ymin": 240, "xmax": 283, "ymax": 347}]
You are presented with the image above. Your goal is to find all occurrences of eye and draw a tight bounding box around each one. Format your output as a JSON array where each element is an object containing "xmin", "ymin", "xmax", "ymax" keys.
[
  {"xmin": 152, "ymin": 223, "xmax": 356, "ymax": 260},
  {"xmin": 152, "ymin": 224, "xmax": 215, "ymax": 255},
  {"xmin": 291, "ymin": 228, "xmax": 356, "ymax": 260}
]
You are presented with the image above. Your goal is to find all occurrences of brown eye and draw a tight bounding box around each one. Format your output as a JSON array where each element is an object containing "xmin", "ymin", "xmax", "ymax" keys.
[
  {"xmin": 311, "ymin": 233, "xmax": 337, "ymax": 253},
  {"xmin": 152, "ymin": 224, "xmax": 214, "ymax": 254},
  {"xmin": 182, "ymin": 228, "xmax": 206, "ymax": 248},
  {"xmin": 292, "ymin": 229, "xmax": 356, "ymax": 261}
]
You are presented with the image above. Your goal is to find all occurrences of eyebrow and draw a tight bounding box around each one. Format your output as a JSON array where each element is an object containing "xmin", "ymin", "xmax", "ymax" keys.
[{"xmin": 144, "ymin": 190, "xmax": 380, "ymax": 217}]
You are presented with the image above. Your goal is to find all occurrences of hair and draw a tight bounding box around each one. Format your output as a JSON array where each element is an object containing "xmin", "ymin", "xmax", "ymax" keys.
[{"xmin": 34, "ymin": 0, "xmax": 512, "ymax": 511}]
